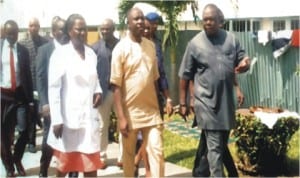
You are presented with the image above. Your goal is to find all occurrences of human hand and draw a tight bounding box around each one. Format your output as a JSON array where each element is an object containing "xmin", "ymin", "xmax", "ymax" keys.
[
  {"xmin": 236, "ymin": 87, "xmax": 245, "ymax": 107},
  {"xmin": 119, "ymin": 117, "xmax": 129, "ymax": 138},
  {"xmin": 41, "ymin": 104, "xmax": 50, "ymax": 117},
  {"xmin": 235, "ymin": 57, "xmax": 250, "ymax": 73},
  {"xmin": 166, "ymin": 99, "xmax": 173, "ymax": 116},
  {"xmin": 179, "ymin": 104, "xmax": 189, "ymax": 122},
  {"xmin": 189, "ymin": 98, "xmax": 195, "ymax": 115},
  {"xmin": 93, "ymin": 93, "xmax": 101, "ymax": 108},
  {"xmin": 53, "ymin": 124, "xmax": 63, "ymax": 139}
]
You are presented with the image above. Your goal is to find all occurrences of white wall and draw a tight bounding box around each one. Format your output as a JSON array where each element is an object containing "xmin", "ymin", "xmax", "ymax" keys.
[
  {"xmin": 0, "ymin": 0, "xmax": 120, "ymax": 28},
  {"xmin": 1, "ymin": 0, "xmax": 299, "ymax": 28}
]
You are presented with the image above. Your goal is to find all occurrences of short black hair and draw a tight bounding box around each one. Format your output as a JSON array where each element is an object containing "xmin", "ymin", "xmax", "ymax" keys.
[
  {"xmin": 51, "ymin": 16, "xmax": 65, "ymax": 32},
  {"xmin": 4, "ymin": 20, "xmax": 18, "ymax": 30},
  {"xmin": 126, "ymin": 7, "xmax": 142, "ymax": 24},
  {"xmin": 203, "ymin": 3, "xmax": 222, "ymax": 24}
]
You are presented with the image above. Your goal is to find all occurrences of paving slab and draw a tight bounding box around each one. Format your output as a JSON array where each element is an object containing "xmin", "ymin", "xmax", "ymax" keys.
[{"xmin": 0, "ymin": 128, "xmax": 192, "ymax": 177}]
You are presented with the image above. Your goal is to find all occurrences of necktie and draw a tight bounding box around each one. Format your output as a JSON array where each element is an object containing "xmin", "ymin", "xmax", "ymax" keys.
[{"xmin": 10, "ymin": 46, "xmax": 16, "ymax": 91}]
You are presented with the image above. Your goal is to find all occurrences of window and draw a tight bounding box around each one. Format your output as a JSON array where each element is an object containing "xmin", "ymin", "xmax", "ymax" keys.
[
  {"xmin": 252, "ymin": 21, "xmax": 260, "ymax": 32},
  {"xmin": 291, "ymin": 19, "xmax": 299, "ymax": 29},
  {"xmin": 273, "ymin": 20, "xmax": 285, "ymax": 31},
  {"xmin": 232, "ymin": 20, "xmax": 250, "ymax": 32}
]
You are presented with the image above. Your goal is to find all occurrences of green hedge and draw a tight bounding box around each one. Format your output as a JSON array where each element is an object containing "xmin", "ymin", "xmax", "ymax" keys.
[{"xmin": 233, "ymin": 113, "xmax": 299, "ymax": 176}]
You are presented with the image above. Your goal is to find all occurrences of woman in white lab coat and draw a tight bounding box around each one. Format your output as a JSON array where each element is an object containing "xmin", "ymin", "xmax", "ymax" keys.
[{"xmin": 47, "ymin": 14, "xmax": 103, "ymax": 177}]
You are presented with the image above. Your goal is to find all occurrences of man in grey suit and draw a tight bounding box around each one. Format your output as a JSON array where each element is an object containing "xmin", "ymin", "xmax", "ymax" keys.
[
  {"xmin": 35, "ymin": 16, "xmax": 68, "ymax": 178},
  {"xmin": 178, "ymin": 4, "xmax": 250, "ymax": 177}
]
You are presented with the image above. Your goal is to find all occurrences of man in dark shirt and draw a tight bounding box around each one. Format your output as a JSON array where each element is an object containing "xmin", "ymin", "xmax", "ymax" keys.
[
  {"xmin": 19, "ymin": 17, "xmax": 48, "ymax": 153},
  {"xmin": 179, "ymin": 4, "xmax": 250, "ymax": 177},
  {"xmin": 91, "ymin": 18, "xmax": 119, "ymax": 168},
  {"xmin": 144, "ymin": 12, "xmax": 173, "ymax": 117}
]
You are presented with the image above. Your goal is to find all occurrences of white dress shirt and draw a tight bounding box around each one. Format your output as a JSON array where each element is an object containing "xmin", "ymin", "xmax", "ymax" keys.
[{"xmin": 1, "ymin": 39, "xmax": 20, "ymax": 88}]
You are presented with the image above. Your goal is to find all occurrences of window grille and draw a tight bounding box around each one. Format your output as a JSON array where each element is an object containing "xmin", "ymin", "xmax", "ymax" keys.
[
  {"xmin": 232, "ymin": 20, "xmax": 250, "ymax": 32},
  {"xmin": 273, "ymin": 20, "xmax": 285, "ymax": 31},
  {"xmin": 291, "ymin": 19, "xmax": 299, "ymax": 29},
  {"xmin": 252, "ymin": 21, "xmax": 260, "ymax": 32}
]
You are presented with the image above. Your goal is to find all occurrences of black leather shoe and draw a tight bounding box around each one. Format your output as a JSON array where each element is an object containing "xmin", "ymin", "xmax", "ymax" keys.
[
  {"xmin": 39, "ymin": 172, "xmax": 47, "ymax": 178},
  {"xmin": 39, "ymin": 166, "xmax": 48, "ymax": 178},
  {"xmin": 68, "ymin": 172, "xmax": 79, "ymax": 177},
  {"xmin": 28, "ymin": 144, "xmax": 37, "ymax": 153},
  {"xmin": 15, "ymin": 161, "xmax": 26, "ymax": 176},
  {"xmin": 6, "ymin": 170, "xmax": 16, "ymax": 177},
  {"xmin": 134, "ymin": 165, "xmax": 139, "ymax": 178}
]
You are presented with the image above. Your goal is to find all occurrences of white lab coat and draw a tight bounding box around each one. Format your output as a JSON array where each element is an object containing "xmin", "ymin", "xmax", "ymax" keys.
[{"xmin": 47, "ymin": 42, "xmax": 102, "ymax": 153}]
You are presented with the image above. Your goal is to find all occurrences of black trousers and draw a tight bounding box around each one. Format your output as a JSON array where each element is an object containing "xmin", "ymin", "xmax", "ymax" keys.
[
  {"xmin": 28, "ymin": 99, "xmax": 39, "ymax": 146},
  {"xmin": 39, "ymin": 115, "xmax": 53, "ymax": 175},
  {"xmin": 192, "ymin": 131, "xmax": 238, "ymax": 177},
  {"xmin": 1, "ymin": 92, "xmax": 29, "ymax": 173}
]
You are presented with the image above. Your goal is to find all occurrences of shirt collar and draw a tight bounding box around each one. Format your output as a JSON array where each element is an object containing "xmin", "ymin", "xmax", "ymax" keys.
[
  {"xmin": 3, "ymin": 39, "xmax": 16, "ymax": 49},
  {"xmin": 53, "ymin": 39, "xmax": 61, "ymax": 48}
]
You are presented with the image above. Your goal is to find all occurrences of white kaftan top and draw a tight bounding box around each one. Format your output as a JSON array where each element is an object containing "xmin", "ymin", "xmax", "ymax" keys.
[{"xmin": 47, "ymin": 42, "xmax": 102, "ymax": 153}]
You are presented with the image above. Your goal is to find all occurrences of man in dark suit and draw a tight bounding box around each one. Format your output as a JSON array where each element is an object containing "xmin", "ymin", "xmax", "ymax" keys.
[
  {"xmin": 36, "ymin": 16, "xmax": 78, "ymax": 178},
  {"xmin": 35, "ymin": 16, "xmax": 66, "ymax": 177},
  {"xmin": 1, "ymin": 20, "xmax": 34, "ymax": 177}
]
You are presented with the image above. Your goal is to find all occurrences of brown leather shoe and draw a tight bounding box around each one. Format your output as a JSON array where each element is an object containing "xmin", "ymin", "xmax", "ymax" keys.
[
  {"xmin": 116, "ymin": 162, "xmax": 123, "ymax": 168},
  {"xmin": 99, "ymin": 163, "xmax": 107, "ymax": 170},
  {"xmin": 15, "ymin": 161, "xmax": 26, "ymax": 176}
]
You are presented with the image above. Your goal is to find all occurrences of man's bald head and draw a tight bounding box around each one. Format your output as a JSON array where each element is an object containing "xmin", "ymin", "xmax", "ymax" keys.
[
  {"xmin": 100, "ymin": 18, "xmax": 115, "ymax": 42},
  {"xmin": 28, "ymin": 17, "xmax": 40, "ymax": 38},
  {"xmin": 126, "ymin": 7, "xmax": 145, "ymax": 41}
]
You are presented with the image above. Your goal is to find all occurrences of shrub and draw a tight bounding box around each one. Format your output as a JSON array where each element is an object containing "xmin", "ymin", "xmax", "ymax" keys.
[
  {"xmin": 233, "ymin": 113, "xmax": 299, "ymax": 176},
  {"xmin": 108, "ymin": 111, "xmax": 119, "ymax": 142}
]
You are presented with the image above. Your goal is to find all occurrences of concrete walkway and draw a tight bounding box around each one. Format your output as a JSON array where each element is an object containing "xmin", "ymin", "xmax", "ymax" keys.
[{"xmin": 0, "ymin": 128, "xmax": 192, "ymax": 177}]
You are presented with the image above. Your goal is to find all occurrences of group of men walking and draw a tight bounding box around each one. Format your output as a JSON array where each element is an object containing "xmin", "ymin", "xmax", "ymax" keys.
[{"xmin": 1, "ymin": 3, "xmax": 250, "ymax": 178}]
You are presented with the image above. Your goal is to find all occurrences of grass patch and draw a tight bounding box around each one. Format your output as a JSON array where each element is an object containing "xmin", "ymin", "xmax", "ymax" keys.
[{"xmin": 163, "ymin": 129, "xmax": 198, "ymax": 169}]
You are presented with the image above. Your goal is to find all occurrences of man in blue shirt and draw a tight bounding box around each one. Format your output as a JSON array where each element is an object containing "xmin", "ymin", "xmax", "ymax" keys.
[{"xmin": 145, "ymin": 12, "xmax": 173, "ymax": 117}]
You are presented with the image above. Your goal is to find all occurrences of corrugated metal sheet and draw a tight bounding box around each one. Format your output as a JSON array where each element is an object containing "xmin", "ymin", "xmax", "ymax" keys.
[
  {"xmin": 234, "ymin": 32, "xmax": 300, "ymax": 112},
  {"xmin": 163, "ymin": 31, "xmax": 300, "ymax": 113}
]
